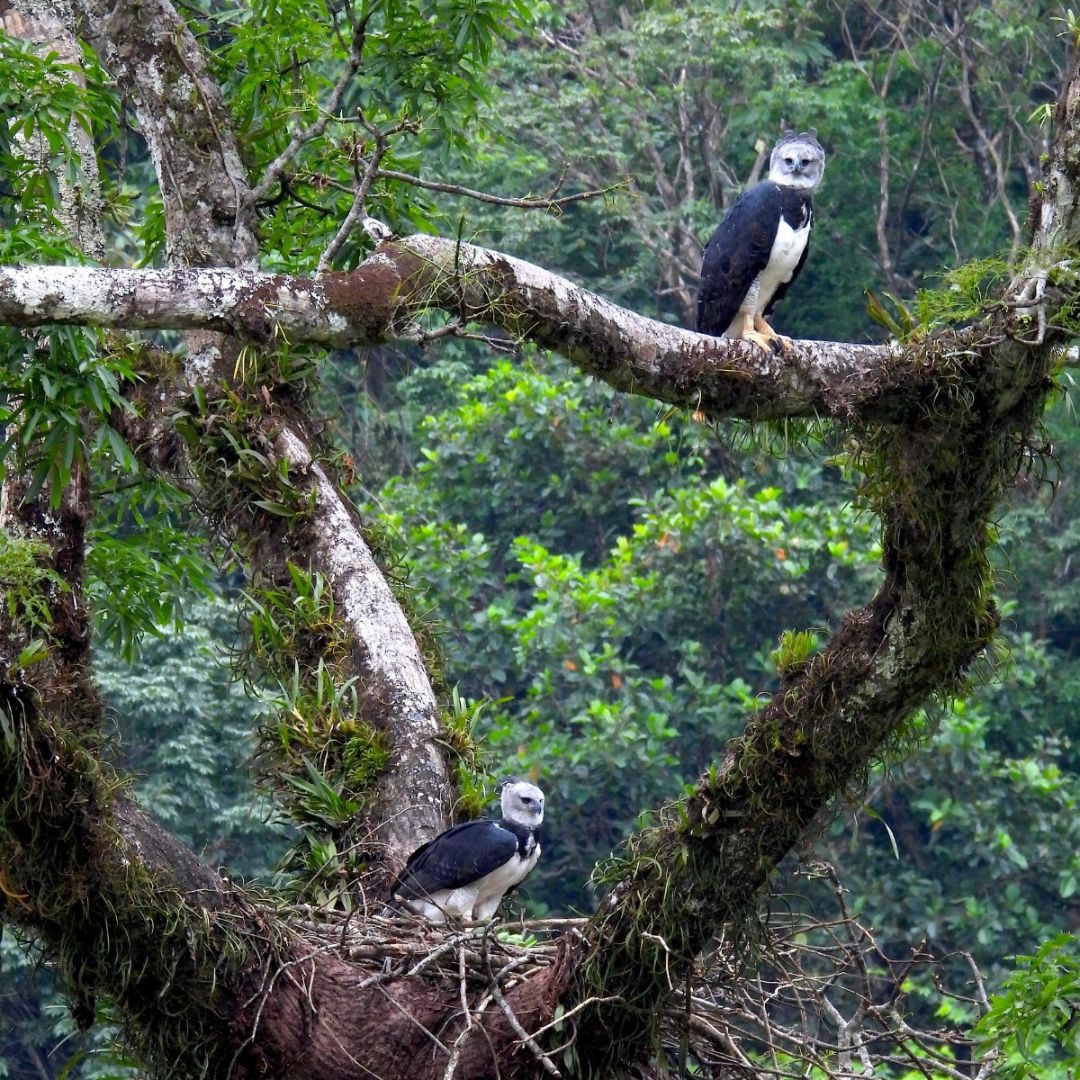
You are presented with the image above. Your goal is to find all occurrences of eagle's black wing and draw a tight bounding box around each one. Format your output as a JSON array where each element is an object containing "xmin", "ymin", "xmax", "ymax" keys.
[
  {"xmin": 696, "ymin": 182, "xmax": 782, "ymax": 336},
  {"xmin": 390, "ymin": 821, "xmax": 520, "ymax": 900}
]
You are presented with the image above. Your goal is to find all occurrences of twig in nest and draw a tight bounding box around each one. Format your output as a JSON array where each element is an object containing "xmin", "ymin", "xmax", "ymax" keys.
[
  {"xmin": 442, "ymin": 944, "xmax": 484, "ymax": 1080},
  {"xmin": 483, "ymin": 934, "xmax": 562, "ymax": 1078}
]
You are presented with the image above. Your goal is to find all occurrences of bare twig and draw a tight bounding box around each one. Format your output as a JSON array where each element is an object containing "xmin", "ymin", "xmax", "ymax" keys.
[
  {"xmin": 316, "ymin": 113, "xmax": 409, "ymax": 273},
  {"xmin": 250, "ymin": 18, "xmax": 368, "ymax": 203},
  {"xmin": 374, "ymin": 168, "xmax": 616, "ymax": 211},
  {"xmin": 489, "ymin": 971, "xmax": 561, "ymax": 1077}
]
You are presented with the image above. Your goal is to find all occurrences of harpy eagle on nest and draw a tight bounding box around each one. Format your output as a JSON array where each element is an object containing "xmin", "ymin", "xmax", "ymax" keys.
[
  {"xmin": 388, "ymin": 778, "xmax": 544, "ymax": 923},
  {"xmin": 697, "ymin": 129, "xmax": 826, "ymax": 351}
]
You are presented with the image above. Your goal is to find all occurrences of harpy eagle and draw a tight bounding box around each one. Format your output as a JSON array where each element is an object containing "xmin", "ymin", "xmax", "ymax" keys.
[
  {"xmin": 387, "ymin": 778, "xmax": 544, "ymax": 923},
  {"xmin": 696, "ymin": 129, "xmax": 826, "ymax": 350}
]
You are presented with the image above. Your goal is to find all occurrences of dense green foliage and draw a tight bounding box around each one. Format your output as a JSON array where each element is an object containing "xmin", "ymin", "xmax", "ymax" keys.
[
  {"xmin": 372, "ymin": 356, "xmax": 882, "ymax": 909},
  {"xmin": 977, "ymin": 931, "xmax": 1080, "ymax": 1076},
  {"xmin": 2, "ymin": 0, "xmax": 1080, "ymax": 1075},
  {"xmin": 359, "ymin": 348, "xmax": 1080, "ymax": 974}
]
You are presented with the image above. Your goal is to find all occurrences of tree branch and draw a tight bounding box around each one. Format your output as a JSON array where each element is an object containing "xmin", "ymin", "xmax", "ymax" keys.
[
  {"xmin": 72, "ymin": 0, "xmax": 259, "ymax": 269},
  {"xmin": 0, "ymin": 246, "xmax": 916, "ymax": 424},
  {"xmin": 74, "ymin": 0, "xmax": 454, "ymax": 858},
  {"xmin": 317, "ymin": 112, "xmax": 400, "ymax": 273},
  {"xmin": 371, "ymin": 167, "xmax": 615, "ymax": 210},
  {"xmin": 248, "ymin": 17, "xmax": 368, "ymax": 204},
  {"xmin": 273, "ymin": 428, "xmax": 451, "ymax": 861},
  {"xmin": 1, "ymin": 0, "xmax": 106, "ymax": 259}
]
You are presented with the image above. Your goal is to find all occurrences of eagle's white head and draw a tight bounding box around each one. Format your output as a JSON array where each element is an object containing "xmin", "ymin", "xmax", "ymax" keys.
[
  {"xmin": 499, "ymin": 778, "xmax": 545, "ymax": 828},
  {"xmin": 768, "ymin": 129, "xmax": 825, "ymax": 192}
]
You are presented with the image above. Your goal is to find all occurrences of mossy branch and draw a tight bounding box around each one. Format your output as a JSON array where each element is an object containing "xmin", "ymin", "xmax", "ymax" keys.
[{"xmin": 0, "ymin": 253, "xmax": 919, "ymax": 424}]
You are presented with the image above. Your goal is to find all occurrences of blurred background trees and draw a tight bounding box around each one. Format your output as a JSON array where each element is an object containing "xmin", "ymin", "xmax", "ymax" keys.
[{"xmin": 3, "ymin": 0, "xmax": 1079, "ymax": 1074}]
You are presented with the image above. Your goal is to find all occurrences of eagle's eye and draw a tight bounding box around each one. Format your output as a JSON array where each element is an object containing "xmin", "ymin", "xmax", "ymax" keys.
[
  {"xmin": 783, "ymin": 157, "xmax": 794, "ymax": 167},
  {"xmin": 800, "ymin": 158, "xmax": 810, "ymax": 168}
]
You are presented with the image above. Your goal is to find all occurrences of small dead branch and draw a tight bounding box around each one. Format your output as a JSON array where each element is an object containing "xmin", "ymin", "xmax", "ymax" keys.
[
  {"xmin": 486, "ymin": 948, "xmax": 562, "ymax": 1078},
  {"xmin": 250, "ymin": 17, "xmax": 369, "ymax": 203},
  {"xmin": 656, "ymin": 861, "xmax": 999, "ymax": 1077},
  {"xmin": 316, "ymin": 112, "xmax": 412, "ymax": 273},
  {"xmin": 373, "ymin": 166, "xmax": 617, "ymax": 212}
]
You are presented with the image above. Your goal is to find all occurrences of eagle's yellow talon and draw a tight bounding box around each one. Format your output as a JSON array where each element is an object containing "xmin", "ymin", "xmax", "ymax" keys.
[
  {"xmin": 750, "ymin": 316, "xmax": 793, "ymax": 352},
  {"xmin": 742, "ymin": 330, "xmax": 774, "ymax": 351}
]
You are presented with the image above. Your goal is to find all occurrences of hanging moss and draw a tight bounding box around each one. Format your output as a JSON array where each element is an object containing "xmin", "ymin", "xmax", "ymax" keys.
[{"xmin": 0, "ymin": 679, "xmax": 293, "ymax": 1079}]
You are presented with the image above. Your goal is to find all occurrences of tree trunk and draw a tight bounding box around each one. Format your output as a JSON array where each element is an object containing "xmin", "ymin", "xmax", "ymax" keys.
[{"xmin": 0, "ymin": 4, "xmax": 1076, "ymax": 1076}]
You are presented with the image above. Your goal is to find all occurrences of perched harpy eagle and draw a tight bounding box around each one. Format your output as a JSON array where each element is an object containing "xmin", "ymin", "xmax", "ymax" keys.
[
  {"xmin": 388, "ymin": 779, "xmax": 544, "ymax": 923},
  {"xmin": 696, "ymin": 130, "xmax": 826, "ymax": 351}
]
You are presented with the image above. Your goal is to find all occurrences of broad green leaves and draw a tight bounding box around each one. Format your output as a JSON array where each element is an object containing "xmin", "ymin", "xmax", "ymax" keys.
[
  {"xmin": 370, "ymin": 357, "xmax": 879, "ymax": 908},
  {"xmin": 977, "ymin": 932, "xmax": 1080, "ymax": 1078},
  {"xmin": 0, "ymin": 328, "xmax": 138, "ymax": 504},
  {"xmin": 0, "ymin": 33, "xmax": 115, "ymax": 244}
]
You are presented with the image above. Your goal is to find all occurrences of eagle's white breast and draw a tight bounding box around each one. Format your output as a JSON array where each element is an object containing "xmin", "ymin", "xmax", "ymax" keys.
[
  {"xmin": 472, "ymin": 833, "xmax": 540, "ymax": 921},
  {"xmin": 753, "ymin": 216, "xmax": 810, "ymax": 313},
  {"xmin": 726, "ymin": 214, "xmax": 811, "ymax": 336}
]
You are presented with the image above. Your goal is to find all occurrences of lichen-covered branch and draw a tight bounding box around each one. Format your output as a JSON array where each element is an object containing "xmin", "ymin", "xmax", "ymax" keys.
[
  {"xmin": 569, "ymin": 376, "xmax": 1017, "ymax": 1069},
  {"xmin": 0, "ymin": 251, "xmax": 912, "ymax": 423},
  {"xmin": 72, "ymin": 0, "xmax": 454, "ymax": 859},
  {"xmin": 1, "ymin": 0, "xmax": 106, "ymax": 258},
  {"xmin": 274, "ymin": 428, "xmax": 451, "ymax": 860},
  {"xmin": 72, "ymin": 0, "xmax": 258, "ymax": 269}
]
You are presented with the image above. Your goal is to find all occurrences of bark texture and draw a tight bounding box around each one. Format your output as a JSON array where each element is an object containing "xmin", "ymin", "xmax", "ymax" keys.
[
  {"xmin": 274, "ymin": 428, "xmax": 451, "ymax": 860},
  {"xmin": 0, "ymin": 254, "xmax": 917, "ymax": 422},
  {"xmin": 71, "ymin": 0, "xmax": 258, "ymax": 269},
  {"xmin": 0, "ymin": 4, "xmax": 1077, "ymax": 1078}
]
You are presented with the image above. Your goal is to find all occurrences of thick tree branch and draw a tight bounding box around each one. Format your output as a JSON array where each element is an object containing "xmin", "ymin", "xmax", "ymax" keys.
[
  {"xmin": 73, "ymin": 0, "xmax": 454, "ymax": 858},
  {"xmin": 0, "ymin": 248, "xmax": 915, "ymax": 424},
  {"xmin": 273, "ymin": 429, "xmax": 451, "ymax": 860},
  {"xmin": 72, "ymin": 0, "xmax": 257, "ymax": 268}
]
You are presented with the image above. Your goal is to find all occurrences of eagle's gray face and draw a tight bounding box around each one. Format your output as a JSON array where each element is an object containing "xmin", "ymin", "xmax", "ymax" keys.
[
  {"xmin": 500, "ymin": 779, "xmax": 545, "ymax": 827},
  {"xmin": 767, "ymin": 130, "xmax": 825, "ymax": 192}
]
